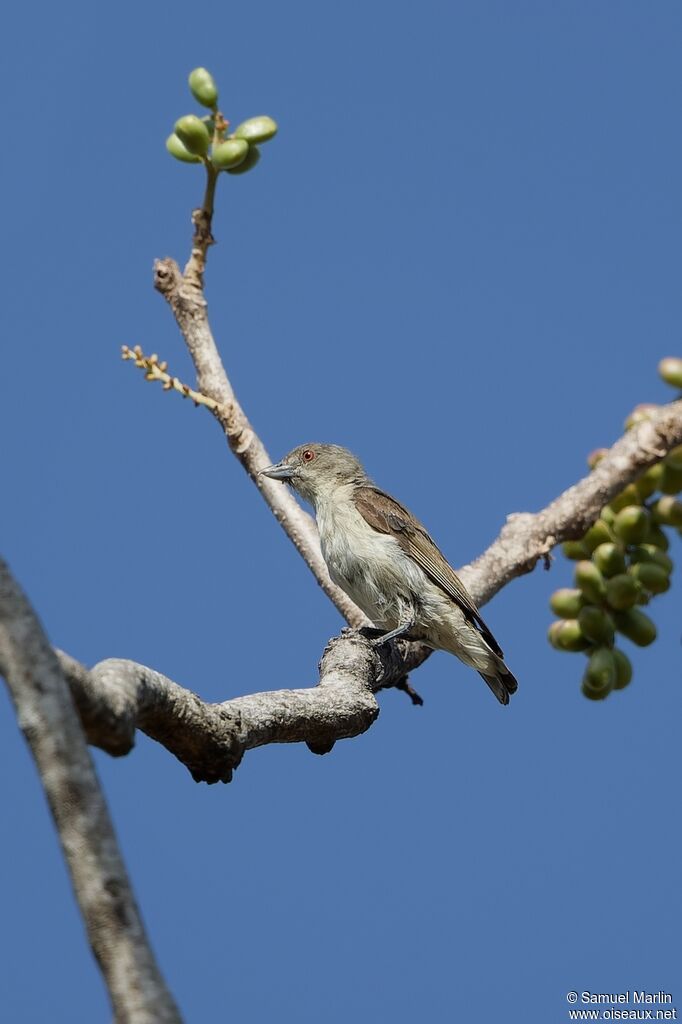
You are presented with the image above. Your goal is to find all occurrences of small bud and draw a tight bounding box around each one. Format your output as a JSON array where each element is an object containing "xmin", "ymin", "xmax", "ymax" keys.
[
  {"xmin": 575, "ymin": 560, "xmax": 607, "ymax": 603},
  {"xmin": 612, "ymin": 648, "xmax": 633, "ymax": 690},
  {"xmin": 624, "ymin": 403, "xmax": 658, "ymax": 431},
  {"xmin": 166, "ymin": 133, "xmax": 202, "ymax": 163},
  {"xmin": 658, "ymin": 356, "xmax": 682, "ymax": 389},
  {"xmin": 613, "ymin": 506, "xmax": 649, "ymax": 545},
  {"xmin": 614, "ymin": 607, "xmax": 657, "ymax": 646},
  {"xmin": 233, "ymin": 115, "xmax": 278, "ymax": 144},
  {"xmin": 550, "ymin": 588, "xmax": 584, "ymax": 618},
  {"xmin": 592, "ymin": 543, "xmax": 627, "ymax": 578},
  {"xmin": 211, "ymin": 138, "xmax": 249, "ymax": 170},
  {"xmin": 174, "ymin": 115, "xmax": 210, "ymax": 156},
  {"xmin": 578, "ymin": 605, "xmax": 615, "ymax": 645},
  {"xmin": 188, "ymin": 67, "xmax": 218, "ymax": 109},
  {"xmin": 605, "ymin": 574, "xmax": 640, "ymax": 611},
  {"xmin": 587, "ymin": 448, "xmax": 608, "ymax": 470}
]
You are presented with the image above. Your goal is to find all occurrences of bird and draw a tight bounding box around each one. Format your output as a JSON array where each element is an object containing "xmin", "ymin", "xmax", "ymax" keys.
[{"xmin": 261, "ymin": 443, "xmax": 517, "ymax": 705}]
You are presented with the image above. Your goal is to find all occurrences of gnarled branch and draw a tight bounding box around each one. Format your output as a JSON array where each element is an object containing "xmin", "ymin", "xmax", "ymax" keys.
[{"xmin": 32, "ymin": 396, "xmax": 681, "ymax": 785}]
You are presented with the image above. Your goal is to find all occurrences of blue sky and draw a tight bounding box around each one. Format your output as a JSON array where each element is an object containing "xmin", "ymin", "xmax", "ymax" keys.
[{"xmin": 2, "ymin": 2, "xmax": 681, "ymax": 1021}]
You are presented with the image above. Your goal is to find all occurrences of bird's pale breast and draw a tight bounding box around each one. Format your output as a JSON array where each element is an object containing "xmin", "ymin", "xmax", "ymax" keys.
[
  {"xmin": 315, "ymin": 488, "xmax": 499, "ymax": 672},
  {"xmin": 316, "ymin": 492, "xmax": 416, "ymax": 628}
]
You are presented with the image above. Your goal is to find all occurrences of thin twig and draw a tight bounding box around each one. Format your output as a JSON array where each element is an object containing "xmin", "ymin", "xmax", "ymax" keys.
[{"xmin": 152, "ymin": 252, "xmax": 367, "ymax": 628}]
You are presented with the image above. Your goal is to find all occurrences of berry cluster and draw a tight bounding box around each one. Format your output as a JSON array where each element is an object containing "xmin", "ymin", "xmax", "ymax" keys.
[
  {"xmin": 166, "ymin": 68, "xmax": 277, "ymax": 175},
  {"xmin": 549, "ymin": 358, "xmax": 682, "ymax": 700}
]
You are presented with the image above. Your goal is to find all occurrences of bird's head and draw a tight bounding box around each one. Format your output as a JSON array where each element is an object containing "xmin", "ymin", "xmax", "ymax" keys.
[{"xmin": 260, "ymin": 443, "xmax": 367, "ymax": 506}]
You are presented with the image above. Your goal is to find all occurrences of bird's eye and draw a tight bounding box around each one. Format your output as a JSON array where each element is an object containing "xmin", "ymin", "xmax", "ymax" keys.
[{"xmin": 302, "ymin": 449, "xmax": 315, "ymax": 462}]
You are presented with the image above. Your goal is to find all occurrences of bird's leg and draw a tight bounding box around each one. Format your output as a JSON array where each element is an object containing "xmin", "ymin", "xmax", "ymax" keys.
[{"xmin": 367, "ymin": 613, "xmax": 417, "ymax": 647}]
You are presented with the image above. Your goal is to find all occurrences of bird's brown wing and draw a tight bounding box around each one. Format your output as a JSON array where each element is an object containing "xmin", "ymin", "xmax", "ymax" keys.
[{"xmin": 353, "ymin": 485, "xmax": 504, "ymax": 658}]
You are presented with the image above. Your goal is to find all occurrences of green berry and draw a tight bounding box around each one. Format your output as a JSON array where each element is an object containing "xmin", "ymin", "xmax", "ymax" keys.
[
  {"xmin": 629, "ymin": 562, "xmax": 671, "ymax": 594},
  {"xmin": 664, "ymin": 446, "xmax": 682, "ymax": 472},
  {"xmin": 592, "ymin": 543, "xmax": 627, "ymax": 577},
  {"xmin": 233, "ymin": 115, "xmax": 278, "ymax": 144},
  {"xmin": 212, "ymin": 138, "xmax": 249, "ymax": 169},
  {"xmin": 615, "ymin": 608, "xmax": 657, "ymax": 647},
  {"xmin": 583, "ymin": 519, "xmax": 614, "ymax": 552},
  {"xmin": 651, "ymin": 496, "xmax": 682, "ymax": 527},
  {"xmin": 658, "ymin": 357, "xmax": 682, "ymax": 389},
  {"xmin": 578, "ymin": 605, "xmax": 615, "ymax": 645},
  {"xmin": 660, "ymin": 462, "xmax": 682, "ymax": 495},
  {"xmin": 581, "ymin": 678, "xmax": 610, "ymax": 700},
  {"xmin": 174, "ymin": 115, "xmax": 210, "ymax": 156},
  {"xmin": 634, "ymin": 464, "xmax": 663, "ymax": 500},
  {"xmin": 188, "ymin": 68, "xmax": 218, "ymax": 109},
  {"xmin": 605, "ymin": 574, "xmax": 640, "ymax": 611},
  {"xmin": 613, "ymin": 506, "xmax": 649, "ymax": 544},
  {"xmin": 630, "ymin": 545, "xmax": 673, "ymax": 573},
  {"xmin": 608, "ymin": 485, "xmax": 642, "ymax": 513},
  {"xmin": 646, "ymin": 523, "xmax": 670, "ymax": 550},
  {"xmin": 550, "ymin": 588, "xmax": 584, "ymax": 618},
  {"xmin": 584, "ymin": 647, "xmax": 616, "ymax": 695},
  {"xmin": 612, "ymin": 649, "xmax": 633, "ymax": 690},
  {"xmin": 548, "ymin": 619, "xmax": 591, "ymax": 652},
  {"xmin": 165, "ymin": 133, "xmax": 202, "ymax": 163},
  {"xmin": 226, "ymin": 145, "xmax": 261, "ymax": 174},
  {"xmin": 562, "ymin": 540, "xmax": 590, "ymax": 560},
  {"xmin": 575, "ymin": 560, "xmax": 607, "ymax": 603}
]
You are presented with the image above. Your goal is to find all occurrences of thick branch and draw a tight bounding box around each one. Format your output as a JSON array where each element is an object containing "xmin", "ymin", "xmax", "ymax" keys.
[
  {"xmin": 0, "ymin": 559, "xmax": 182, "ymax": 1024},
  {"xmin": 47, "ymin": 400, "xmax": 682, "ymax": 783},
  {"xmin": 55, "ymin": 629, "xmax": 425, "ymax": 783}
]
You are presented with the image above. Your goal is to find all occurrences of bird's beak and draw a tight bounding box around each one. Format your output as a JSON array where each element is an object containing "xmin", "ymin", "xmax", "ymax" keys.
[{"xmin": 260, "ymin": 461, "xmax": 295, "ymax": 481}]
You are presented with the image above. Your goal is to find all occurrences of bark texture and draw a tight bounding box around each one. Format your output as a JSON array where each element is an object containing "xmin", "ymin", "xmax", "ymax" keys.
[{"xmin": 0, "ymin": 561, "xmax": 182, "ymax": 1024}]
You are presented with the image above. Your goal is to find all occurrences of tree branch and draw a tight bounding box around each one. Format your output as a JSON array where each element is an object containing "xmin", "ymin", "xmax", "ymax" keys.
[
  {"xmin": 55, "ymin": 629, "xmax": 427, "ymax": 783},
  {"xmin": 459, "ymin": 401, "xmax": 682, "ymax": 604},
  {"xmin": 152, "ymin": 251, "xmax": 366, "ymax": 628},
  {"xmin": 0, "ymin": 559, "xmax": 182, "ymax": 1024},
  {"xmin": 31, "ymin": 397, "xmax": 681, "ymax": 784}
]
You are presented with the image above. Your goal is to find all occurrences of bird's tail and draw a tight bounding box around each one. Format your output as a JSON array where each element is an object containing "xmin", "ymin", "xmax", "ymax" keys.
[{"xmin": 478, "ymin": 659, "xmax": 518, "ymax": 706}]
